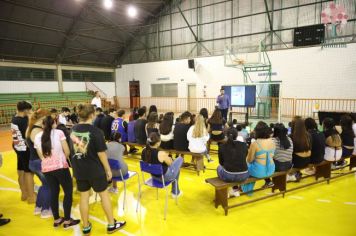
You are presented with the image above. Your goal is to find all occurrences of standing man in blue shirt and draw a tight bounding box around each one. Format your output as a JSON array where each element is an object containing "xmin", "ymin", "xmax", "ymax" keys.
[{"xmin": 216, "ymin": 88, "xmax": 230, "ymax": 121}]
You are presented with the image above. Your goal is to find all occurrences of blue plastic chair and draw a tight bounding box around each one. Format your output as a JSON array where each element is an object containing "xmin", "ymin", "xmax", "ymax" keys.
[
  {"xmin": 108, "ymin": 159, "xmax": 141, "ymax": 211},
  {"xmin": 138, "ymin": 161, "xmax": 178, "ymax": 220}
]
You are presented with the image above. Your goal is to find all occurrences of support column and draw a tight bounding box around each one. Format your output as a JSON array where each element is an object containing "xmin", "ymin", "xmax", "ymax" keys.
[{"xmin": 56, "ymin": 64, "xmax": 63, "ymax": 93}]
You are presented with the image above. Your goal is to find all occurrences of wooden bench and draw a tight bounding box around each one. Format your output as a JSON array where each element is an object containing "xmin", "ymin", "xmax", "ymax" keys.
[
  {"xmin": 205, "ymin": 161, "xmax": 333, "ymax": 215},
  {"xmin": 123, "ymin": 142, "xmax": 205, "ymax": 175},
  {"xmin": 205, "ymin": 171, "xmax": 288, "ymax": 216}
]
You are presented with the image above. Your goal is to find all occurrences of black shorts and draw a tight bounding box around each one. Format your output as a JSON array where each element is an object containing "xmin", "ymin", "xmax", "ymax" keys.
[
  {"xmin": 292, "ymin": 154, "xmax": 310, "ymax": 169},
  {"xmin": 16, "ymin": 150, "xmax": 31, "ymax": 173},
  {"xmin": 76, "ymin": 176, "xmax": 108, "ymax": 193}
]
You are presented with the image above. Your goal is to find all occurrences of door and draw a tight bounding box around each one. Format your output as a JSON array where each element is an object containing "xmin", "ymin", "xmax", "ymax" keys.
[
  {"xmin": 188, "ymin": 84, "xmax": 197, "ymax": 112},
  {"xmin": 129, "ymin": 81, "xmax": 140, "ymax": 108}
]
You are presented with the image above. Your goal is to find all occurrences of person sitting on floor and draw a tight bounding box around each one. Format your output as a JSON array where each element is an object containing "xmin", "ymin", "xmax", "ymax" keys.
[
  {"xmin": 264, "ymin": 123, "xmax": 293, "ymax": 186},
  {"xmin": 323, "ymin": 117, "xmax": 342, "ymax": 167},
  {"xmin": 142, "ymin": 132, "xmax": 183, "ymax": 198},
  {"xmin": 145, "ymin": 112, "xmax": 160, "ymax": 137},
  {"xmin": 242, "ymin": 121, "xmax": 275, "ymax": 194},
  {"xmin": 106, "ymin": 133, "xmax": 128, "ymax": 194},
  {"xmin": 187, "ymin": 114, "xmax": 212, "ymax": 162},
  {"xmin": 217, "ymin": 127, "xmax": 249, "ymax": 197},
  {"xmin": 111, "ymin": 110, "xmax": 128, "ymax": 143},
  {"xmin": 134, "ymin": 107, "xmax": 148, "ymax": 145},
  {"xmin": 290, "ymin": 116, "xmax": 312, "ymax": 181},
  {"xmin": 173, "ymin": 111, "xmax": 192, "ymax": 152},
  {"xmin": 338, "ymin": 115, "xmax": 355, "ymax": 167},
  {"xmin": 304, "ymin": 118, "xmax": 325, "ymax": 175},
  {"xmin": 159, "ymin": 112, "xmax": 175, "ymax": 150}
]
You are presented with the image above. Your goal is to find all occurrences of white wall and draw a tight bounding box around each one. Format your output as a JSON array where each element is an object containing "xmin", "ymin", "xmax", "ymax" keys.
[
  {"xmin": 0, "ymin": 81, "xmax": 59, "ymax": 93},
  {"xmin": 116, "ymin": 43, "xmax": 356, "ymax": 99},
  {"xmin": 63, "ymin": 82, "xmax": 116, "ymax": 97}
]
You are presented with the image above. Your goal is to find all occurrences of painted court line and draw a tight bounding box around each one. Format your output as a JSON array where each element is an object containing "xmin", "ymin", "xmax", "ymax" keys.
[
  {"xmin": 288, "ymin": 196, "xmax": 304, "ymax": 200},
  {"xmin": 0, "ymin": 187, "xmax": 20, "ymax": 192},
  {"xmin": 0, "ymin": 174, "xmax": 18, "ymax": 185},
  {"xmin": 317, "ymin": 199, "xmax": 331, "ymax": 203},
  {"xmin": 344, "ymin": 202, "xmax": 356, "ymax": 206}
]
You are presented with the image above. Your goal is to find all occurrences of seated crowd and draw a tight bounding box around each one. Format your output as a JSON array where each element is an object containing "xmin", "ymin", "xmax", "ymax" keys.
[{"xmin": 6, "ymin": 101, "xmax": 356, "ymax": 231}]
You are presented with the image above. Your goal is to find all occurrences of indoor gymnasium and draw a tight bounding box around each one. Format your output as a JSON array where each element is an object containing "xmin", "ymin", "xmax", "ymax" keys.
[{"xmin": 0, "ymin": 0, "xmax": 356, "ymax": 235}]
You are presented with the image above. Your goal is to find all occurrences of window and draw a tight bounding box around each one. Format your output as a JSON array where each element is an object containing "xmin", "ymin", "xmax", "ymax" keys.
[
  {"xmin": 62, "ymin": 70, "xmax": 113, "ymax": 82},
  {"xmin": 151, "ymin": 83, "xmax": 178, "ymax": 97},
  {"xmin": 0, "ymin": 67, "xmax": 55, "ymax": 81}
]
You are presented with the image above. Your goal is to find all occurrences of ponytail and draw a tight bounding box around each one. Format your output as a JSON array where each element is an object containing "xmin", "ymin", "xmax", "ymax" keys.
[
  {"xmin": 144, "ymin": 132, "xmax": 161, "ymax": 163},
  {"xmin": 41, "ymin": 116, "xmax": 55, "ymax": 157},
  {"xmin": 226, "ymin": 127, "xmax": 238, "ymax": 147}
]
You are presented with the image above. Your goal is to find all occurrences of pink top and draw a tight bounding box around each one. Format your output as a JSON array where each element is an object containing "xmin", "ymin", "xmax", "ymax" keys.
[{"xmin": 34, "ymin": 129, "xmax": 69, "ymax": 173}]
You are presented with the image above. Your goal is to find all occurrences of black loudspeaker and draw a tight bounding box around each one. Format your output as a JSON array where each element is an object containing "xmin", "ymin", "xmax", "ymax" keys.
[
  {"xmin": 293, "ymin": 24, "xmax": 325, "ymax": 47},
  {"xmin": 188, "ymin": 59, "xmax": 195, "ymax": 69}
]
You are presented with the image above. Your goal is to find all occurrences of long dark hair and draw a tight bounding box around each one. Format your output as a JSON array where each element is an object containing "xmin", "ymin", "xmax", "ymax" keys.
[
  {"xmin": 209, "ymin": 109, "xmax": 223, "ymax": 125},
  {"xmin": 255, "ymin": 121, "xmax": 271, "ymax": 139},
  {"xmin": 147, "ymin": 112, "xmax": 159, "ymax": 128},
  {"xmin": 148, "ymin": 105, "xmax": 157, "ymax": 115},
  {"xmin": 292, "ymin": 117, "xmax": 311, "ymax": 151},
  {"xmin": 199, "ymin": 108, "xmax": 209, "ymax": 120},
  {"xmin": 159, "ymin": 112, "xmax": 174, "ymax": 135},
  {"xmin": 273, "ymin": 123, "xmax": 291, "ymax": 149},
  {"xmin": 340, "ymin": 115, "xmax": 355, "ymax": 138},
  {"xmin": 144, "ymin": 132, "xmax": 161, "ymax": 163},
  {"xmin": 41, "ymin": 116, "xmax": 55, "ymax": 157}
]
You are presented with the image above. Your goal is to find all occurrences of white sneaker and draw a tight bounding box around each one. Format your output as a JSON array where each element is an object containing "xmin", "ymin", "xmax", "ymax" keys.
[
  {"xmin": 108, "ymin": 187, "xmax": 118, "ymax": 194},
  {"xmin": 40, "ymin": 209, "xmax": 53, "ymax": 219},
  {"xmin": 34, "ymin": 207, "xmax": 42, "ymax": 216},
  {"xmin": 172, "ymin": 191, "xmax": 183, "ymax": 199},
  {"xmin": 228, "ymin": 188, "xmax": 240, "ymax": 198},
  {"xmin": 287, "ymin": 174, "xmax": 297, "ymax": 182},
  {"xmin": 304, "ymin": 169, "xmax": 315, "ymax": 175}
]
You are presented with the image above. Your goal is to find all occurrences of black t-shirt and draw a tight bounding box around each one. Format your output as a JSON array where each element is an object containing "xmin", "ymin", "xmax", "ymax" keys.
[
  {"xmin": 93, "ymin": 114, "xmax": 105, "ymax": 129},
  {"xmin": 99, "ymin": 115, "xmax": 115, "ymax": 140},
  {"xmin": 308, "ymin": 129, "xmax": 326, "ymax": 164},
  {"xmin": 142, "ymin": 148, "xmax": 168, "ymax": 177},
  {"xmin": 11, "ymin": 116, "xmax": 29, "ymax": 153},
  {"xmin": 70, "ymin": 124, "xmax": 107, "ymax": 180},
  {"xmin": 134, "ymin": 118, "xmax": 148, "ymax": 144},
  {"xmin": 69, "ymin": 113, "xmax": 79, "ymax": 124},
  {"xmin": 173, "ymin": 123, "xmax": 191, "ymax": 151},
  {"xmin": 340, "ymin": 131, "xmax": 354, "ymax": 146},
  {"xmin": 218, "ymin": 141, "xmax": 248, "ymax": 172}
]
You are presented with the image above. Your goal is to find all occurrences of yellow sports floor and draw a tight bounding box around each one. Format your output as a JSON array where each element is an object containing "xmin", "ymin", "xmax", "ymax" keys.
[{"xmin": 1, "ymin": 146, "xmax": 356, "ymax": 236}]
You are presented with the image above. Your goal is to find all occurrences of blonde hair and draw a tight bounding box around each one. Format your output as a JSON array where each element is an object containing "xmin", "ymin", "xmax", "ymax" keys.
[
  {"xmin": 26, "ymin": 109, "xmax": 50, "ymax": 138},
  {"xmin": 192, "ymin": 114, "xmax": 208, "ymax": 138}
]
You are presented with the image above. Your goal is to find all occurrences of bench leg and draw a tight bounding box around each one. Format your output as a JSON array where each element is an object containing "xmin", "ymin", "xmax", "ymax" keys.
[
  {"xmin": 195, "ymin": 155, "xmax": 204, "ymax": 176},
  {"xmin": 215, "ymin": 188, "xmax": 228, "ymax": 215},
  {"xmin": 350, "ymin": 156, "xmax": 356, "ymax": 171},
  {"xmin": 315, "ymin": 162, "xmax": 331, "ymax": 181},
  {"xmin": 272, "ymin": 174, "xmax": 286, "ymax": 193}
]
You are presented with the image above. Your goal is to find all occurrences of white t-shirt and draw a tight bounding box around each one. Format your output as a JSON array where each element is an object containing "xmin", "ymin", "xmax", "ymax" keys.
[
  {"xmin": 187, "ymin": 125, "xmax": 210, "ymax": 153},
  {"xmin": 34, "ymin": 129, "xmax": 69, "ymax": 173},
  {"xmin": 91, "ymin": 97, "xmax": 102, "ymax": 108},
  {"xmin": 58, "ymin": 114, "xmax": 67, "ymax": 125}
]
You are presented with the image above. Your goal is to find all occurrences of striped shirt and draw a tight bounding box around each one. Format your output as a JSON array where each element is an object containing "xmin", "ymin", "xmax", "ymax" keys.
[{"xmin": 272, "ymin": 137, "xmax": 293, "ymax": 162}]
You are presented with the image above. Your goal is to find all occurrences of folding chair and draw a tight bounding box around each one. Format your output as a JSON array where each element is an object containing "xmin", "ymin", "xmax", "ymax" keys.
[
  {"xmin": 108, "ymin": 159, "xmax": 141, "ymax": 211},
  {"xmin": 138, "ymin": 161, "xmax": 178, "ymax": 220}
]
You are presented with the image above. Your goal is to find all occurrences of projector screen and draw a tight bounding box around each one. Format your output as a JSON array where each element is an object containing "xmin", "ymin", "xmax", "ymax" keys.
[{"xmin": 223, "ymin": 85, "xmax": 256, "ymax": 107}]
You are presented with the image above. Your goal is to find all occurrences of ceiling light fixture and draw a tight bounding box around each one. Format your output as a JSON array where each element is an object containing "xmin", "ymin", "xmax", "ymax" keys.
[
  {"xmin": 103, "ymin": 0, "xmax": 113, "ymax": 9},
  {"xmin": 127, "ymin": 5, "xmax": 137, "ymax": 18}
]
